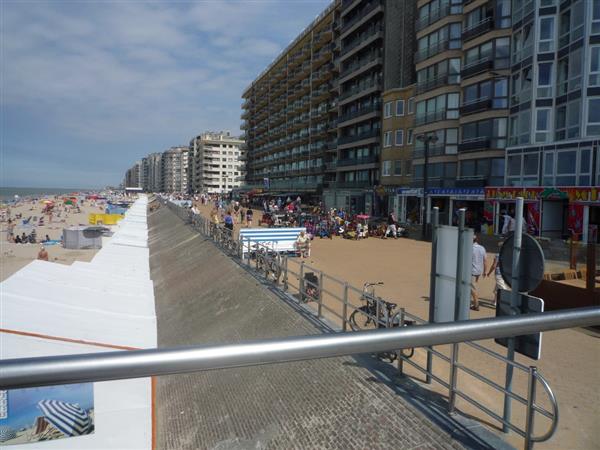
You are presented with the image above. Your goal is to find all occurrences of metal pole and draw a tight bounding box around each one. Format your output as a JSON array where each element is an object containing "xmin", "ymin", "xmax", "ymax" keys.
[
  {"xmin": 283, "ymin": 256, "xmax": 289, "ymax": 291},
  {"xmin": 3, "ymin": 307, "xmax": 598, "ymax": 390},
  {"xmin": 299, "ymin": 261, "xmax": 305, "ymax": 301},
  {"xmin": 398, "ymin": 307, "xmax": 405, "ymax": 376},
  {"xmin": 448, "ymin": 340, "xmax": 460, "ymax": 413},
  {"xmin": 422, "ymin": 140, "xmax": 429, "ymax": 240},
  {"xmin": 503, "ymin": 196, "xmax": 524, "ymax": 432},
  {"xmin": 342, "ymin": 282, "xmax": 349, "ymax": 331},
  {"xmin": 318, "ymin": 271, "xmax": 324, "ymax": 318},
  {"xmin": 426, "ymin": 207, "xmax": 440, "ymax": 383},
  {"xmin": 524, "ymin": 366, "xmax": 538, "ymax": 450}
]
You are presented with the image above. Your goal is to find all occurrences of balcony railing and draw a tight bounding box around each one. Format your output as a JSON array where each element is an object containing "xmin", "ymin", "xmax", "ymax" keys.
[
  {"xmin": 414, "ymin": 109, "xmax": 448, "ymax": 126},
  {"xmin": 338, "ymin": 128, "xmax": 380, "ymax": 145},
  {"xmin": 461, "ymin": 56, "xmax": 494, "ymax": 79},
  {"xmin": 338, "ymin": 103, "xmax": 381, "ymax": 124},
  {"xmin": 415, "ymin": 40, "xmax": 449, "ymax": 64},
  {"xmin": 412, "ymin": 143, "xmax": 447, "ymax": 159},
  {"xmin": 341, "ymin": 1, "xmax": 382, "ymax": 34},
  {"xmin": 415, "ymin": 4, "xmax": 451, "ymax": 32},
  {"xmin": 340, "ymin": 55, "xmax": 383, "ymax": 79},
  {"xmin": 340, "ymin": 25, "xmax": 383, "ymax": 58},
  {"xmin": 339, "ymin": 80, "xmax": 381, "ymax": 101},
  {"xmin": 459, "ymin": 97, "xmax": 493, "ymax": 115},
  {"xmin": 458, "ymin": 137, "xmax": 490, "ymax": 153},
  {"xmin": 337, "ymin": 154, "xmax": 379, "ymax": 167},
  {"xmin": 416, "ymin": 74, "xmax": 453, "ymax": 94},
  {"xmin": 462, "ymin": 17, "xmax": 493, "ymax": 42}
]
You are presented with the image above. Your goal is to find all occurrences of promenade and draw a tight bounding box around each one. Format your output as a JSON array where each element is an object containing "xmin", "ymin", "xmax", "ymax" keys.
[{"xmin": 148, "ymin": 205, "xmax": 500, "ymax": 450}]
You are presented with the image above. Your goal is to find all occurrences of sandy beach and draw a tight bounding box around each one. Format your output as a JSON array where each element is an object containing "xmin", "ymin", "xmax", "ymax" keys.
[{"xmin": 0, "ymin": 196, "xmax": 107, "ymax": 281}]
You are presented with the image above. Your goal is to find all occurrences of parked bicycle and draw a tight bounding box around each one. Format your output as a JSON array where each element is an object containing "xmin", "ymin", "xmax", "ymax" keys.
[
  {"xmin": 349, "ymin": 281, "xmax": 414, "ymax": 362},
  {"xmin": 254, "ymin": 244, "xmax": 283, "ymax": 283}
]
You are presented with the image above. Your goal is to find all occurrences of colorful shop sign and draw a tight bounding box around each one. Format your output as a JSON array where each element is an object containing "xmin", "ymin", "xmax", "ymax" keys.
[
  {"xmin": 428, "ymin": 188, "xmax": 484, "ymax": 198},
  {"xmin": 485, "ymin": 187, "xmax": 599, "ymax": 203}
]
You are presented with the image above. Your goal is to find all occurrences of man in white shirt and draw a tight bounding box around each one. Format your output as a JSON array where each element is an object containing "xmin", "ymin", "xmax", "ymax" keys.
[{"xmin": 471, "ymin": 234, "xmax": 488, "ymax": 311}]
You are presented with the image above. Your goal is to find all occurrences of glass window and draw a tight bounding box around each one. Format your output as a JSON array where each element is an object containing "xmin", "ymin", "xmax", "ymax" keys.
[
  {"xmin": 557, "ymin": 151, "xmax": 577, "ymax": 174},
  {"xmin": 461, "ymin": 160, "xmax": 476, "ymax": 177},
  {"xmin": 536, "ymin": 109, "xmax": 550, "ymax": 131},
  {"xmin": 580, "ymin": 149, "xmax": 591, "ymax": 174},
  {"xmin": 591, "ymin": 47, "xmax": 600, "ymax": 87},
  {"xmin": 539, "ymin": 17, "xmax": 555, "ymax": 52},
  {"xmin": 567, "ymin": 99, "xmax": 580, "ymax": 138},
  {"xmin": 394, "ymin": 160, "xmax": 402, "ymax": 176},
  {"xmin": 384, "ymin": 131, "xmax": 392, "ymax": 147},
  {"xmin": 544, "ymin": 152, "xmax": 554, "ymax": 176},
  {"xmin": 523, "ymin": 154, "xmax": 538, "ymax": 176},
  {"xmin": 384, "ymin": 102, "xmax": 392, "ymax": 118},
  {"xmin": 508, "ymin": 154, "xmax": 521, "ymax": 176},
  {"xmin": 407, "ymin": 129, "xmax": 414, "ymax": 144},
  {"xmin": 382, "ymin": 161, "xmax": 391, "ymax": 176},
  {"xmin": 491, "ymin": 158, "xmax": 505, "ymax": 176},
  {"xmin": 594, "ymin": 0, "xmax": 600, "ymax": 35},
  {"xmin": 396, "ymin": 100, "xmax": 405, "ymax": 116},
  {"xmin": 588, "ymin": 98, "xmax": 600, "ymax": 124},
  {"xmin": 404, "ymin": 160, "xmax": 412, "ymax": 175},
  {"xmin": 407, "ymin": 97, "xmax": 415, "ymax": 114},
  {"xmin": 395, "ymin": 129, "xmax": 404, "ymax": 146}
]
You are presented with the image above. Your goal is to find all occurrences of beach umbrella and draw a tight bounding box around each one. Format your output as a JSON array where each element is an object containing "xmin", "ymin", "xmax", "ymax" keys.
[
  {"xmin": 0, "ymin": 426, "xmax": 17, "ymax": 442},
  {"xmin": 37, "ymin": 399, "xmax": 93, "ymax": 437}
]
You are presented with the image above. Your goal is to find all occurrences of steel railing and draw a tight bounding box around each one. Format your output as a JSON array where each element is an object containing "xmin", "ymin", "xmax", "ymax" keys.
[{"xmin": 155, "ymin": 201, "xmax": 600, "ymax": 450}]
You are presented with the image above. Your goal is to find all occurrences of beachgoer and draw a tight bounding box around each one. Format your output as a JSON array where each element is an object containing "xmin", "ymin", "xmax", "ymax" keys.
[
  {"xmin": 239, "ymin": 208, "xmax": 245, "ymax": 224},
  {"xmin": 37, "ymin": 245, "xmax": 49, "ymax": 261},
  {"xmin": 7, "ymin": 219, "xmax": 15, "ymax": 242},
  {"xmin": 20, "ymin": 232, "xmax": 27, "ymax": 243},
  {"xmin": 295, "ymin": 231, "xmax": 310, "ymax": 258},
  {"xmin": 224, "ymin": 212, "xmax": 234, "ymax": 231},
  {"xmin": 486, "ymin": 241, "xmax": 509, "ymax": 306},
  {"xmin": 246, "ymin": 208, "xmax": 253, "ymax": 227},
  {"xmin": 384, "ymin": 212, "xmax": 397, "ymax": 239},
  {"xmin": 471, "ymin": 234, "xmax": 488, "ymax": 311}
]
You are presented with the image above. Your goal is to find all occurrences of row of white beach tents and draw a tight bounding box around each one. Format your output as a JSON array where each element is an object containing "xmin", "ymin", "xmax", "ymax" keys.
[{"xmin": 0, "ymin": 195, "xmax": 156, "ymax": 449}]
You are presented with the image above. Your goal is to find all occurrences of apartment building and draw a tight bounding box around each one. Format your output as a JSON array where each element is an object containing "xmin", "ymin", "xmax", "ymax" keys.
[
  {"xmin": 241, "ymin": 2, "xmax": 339, "ymax": 201},
  {"xmin": 409, "ymin": 0, "xmax": 511, "ymax": 226},
  {"xmin": 161, "ymin": 147, "xmax": 189, "ymax": 193},
  {"xmin": 189, "ymin": 131, "xmax": 246, "ymax": 194},
  {"xmin": 124, "ymin": 160, "xmax": 142, "ymax": 188},
  {"xmin": 381, "ymin": 86, "xmax": 417, "ymax": 220},
  {"xmin": 484, "ymin": 0, "xmax": 600, "ymax": 241},
  {"xmin": 147, "ymin": 152, "xmax": 164, "ymax": 193}
]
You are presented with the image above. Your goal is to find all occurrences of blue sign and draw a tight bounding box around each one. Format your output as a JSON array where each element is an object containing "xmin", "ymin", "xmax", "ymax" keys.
[{"xmin": 427, "ymin": 188, "xmax": 484, "ymax": 196}]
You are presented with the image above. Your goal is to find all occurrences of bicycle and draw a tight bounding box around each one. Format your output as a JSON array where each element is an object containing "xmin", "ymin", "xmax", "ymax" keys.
[
  {"xmin": 254, "ymin": 244, "xmax": 283, "ymax": 283},
  {"xmin": 349, "ymin": 281, "xmax": 415, "ymax": 362}
]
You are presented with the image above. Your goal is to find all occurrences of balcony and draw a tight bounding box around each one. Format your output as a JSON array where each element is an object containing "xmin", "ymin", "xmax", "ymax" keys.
[
  {"xmin": 338, "ymin": 128, "xmax": 379, "ymax": 145},
  {"xmin": 458, "ymin": 137, "xmax": 490, "ymax": 153},
  {"xmin": 415, "ymin": 40, "xmax": 449, "ymax": 64},
  {"xmin": 462, "ymin": 17, "xmax": 493, "ymax": 42},
  {"xmin": 416, "ymin": 74, "xmax": 453, "ymax": 95},
  {"xmin": 415, "ymin": 5, "xmax": 451, "ymax": 32},
  {"xmin": 412, "ymin": 143, "xmax": 447, "ymax": 159},
  {"xmin": 461, "ymin": 56, "xmax": 494, "ymax": 79},
  {"xmin": 338, "ymin": 103, "xmax": 381, "ymax": 124},
  {"xmin": 341, "ymin": 1, "xmax": 382, "ymax": 35},
  {"xmin": 415, "ymin": 109, "xmax": 449, "ymax": 126},
  {"xmin": 340, "ymin": 56, "xmax": 383, "ymax": 81},
  {"xmin": 339, "ymin": 80, "xmax": 381, "ymax": 102},
  {"xmin": 340, "ymin": 26, "xmax": 383, "ymax": 60},
  {"xmin": 333, "ymin": 180, "xmax": 372, "ymax": 188},
  {"xmin": 326, "ymin": 139, "xmax": 338, "ymax": 150},
  {"xmin": 459, "ymin": 97, "xmax": 492, "ymax": 115},
  {"xmin": 337, "ymin": 154, "xmax": 379, "ymax": 167}
]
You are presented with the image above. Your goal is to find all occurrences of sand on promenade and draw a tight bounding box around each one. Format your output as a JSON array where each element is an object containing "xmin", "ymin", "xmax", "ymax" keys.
[
  {"xmin": 0, "ymin": 197, "xmax": 105, "ymax": 281},
  {"xmin": 195, "ymin": 201, "xmax": 599, "ymax": 450}
]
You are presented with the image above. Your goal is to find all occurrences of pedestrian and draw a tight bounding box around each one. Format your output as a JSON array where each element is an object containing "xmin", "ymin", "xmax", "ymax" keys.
[
  {"xmin": 37, "ymin": 245, "xmax": 49, "ymax": 261},
  {"xmin": 224, "ymin": 211, "xmax": 234, "ymax": 232},
  {"xmin": 295, "ymin": 230, "xmax": 310, "ymax": 259},
  {"xmin": 246, "ymin": 208, "xmax": 253, "ymax": 228},
  {"xmin": 471, "ymin": 234, "xmax": 488, "ymax": 311},
  {"xmin": 240, "ymin": 208, "xmax": 245, "ymax": 224},
  {"xmin": 6, "ymin": 219, "xmax": 15, "ymax": 242},
  {"xmin": 486, "ymin": 241, "xmax": 509, "ymax": 306},
  {"xmin": 384, "ymin": 212, "xmax": 397, "ymax": 239}
]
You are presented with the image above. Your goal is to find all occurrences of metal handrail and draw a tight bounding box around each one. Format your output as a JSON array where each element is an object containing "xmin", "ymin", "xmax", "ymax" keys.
[
  {"xmin": 2, "ymin": 308, "xmax": 598, "ymax": 390},
  {"xmin": 532, "ymin": 371, "xmax": 559, "ymax": 442}
]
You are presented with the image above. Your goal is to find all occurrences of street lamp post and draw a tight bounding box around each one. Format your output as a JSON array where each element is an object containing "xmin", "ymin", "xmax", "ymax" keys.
[{"xmin": 417, "ymin": 133, "xmax": 439, "ymax": 240}]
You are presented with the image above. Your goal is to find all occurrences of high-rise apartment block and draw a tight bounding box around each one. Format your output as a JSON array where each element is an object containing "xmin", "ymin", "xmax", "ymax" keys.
[{"xmin": 189, "ymin": 132, "xmax": 246, "ymax": 194}]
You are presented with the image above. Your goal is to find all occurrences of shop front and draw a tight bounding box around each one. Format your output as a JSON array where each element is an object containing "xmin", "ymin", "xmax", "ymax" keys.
[
  {"xmin": 484, "ymin": 187, "xmax": 600, "ymax": 242},
  {"xmin": 396, "ymin": 188, "xmax": 423, "ymax": 224},
  {"xmin": 428, "ymin": 188, "xmax": 485, "ymax": 228}
]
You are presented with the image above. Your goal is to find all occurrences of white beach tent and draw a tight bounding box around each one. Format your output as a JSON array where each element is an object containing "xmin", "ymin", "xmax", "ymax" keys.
[{"xmin": 0, "ymin": 195, "xmax": 156, "ymax": 449}]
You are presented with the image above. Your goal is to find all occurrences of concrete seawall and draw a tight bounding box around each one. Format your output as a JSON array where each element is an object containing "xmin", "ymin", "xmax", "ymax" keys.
[{"xmin": 148, "ymin": 205, "xmax": 492, "ymax": 449}]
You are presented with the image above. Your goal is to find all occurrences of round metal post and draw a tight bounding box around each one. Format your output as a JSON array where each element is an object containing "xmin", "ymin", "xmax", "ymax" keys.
[
  {"xmin": 503, "ymin": 197, "xmax": 524, "ymax": 432},
  {"xmin": 342, "ymin": 283, "xmax": 349, "ymax": 331},
  {"xmin": 426, "ymin": 207, "xmax": 440, "ymax": 384},
  {"xmin": 398, "ymin": 308, "xmax": 405, "ymax": 376},
  {"xmin": 318, "ymin": 272, "xmax": 324, "ymax": 318},
  {"xmin": 524, "ymin": 366, "xmax": 538, "ymax": 450},
  {"xmin": 422, "ymin": 138, "xmax": 429, "ymax": 241}
]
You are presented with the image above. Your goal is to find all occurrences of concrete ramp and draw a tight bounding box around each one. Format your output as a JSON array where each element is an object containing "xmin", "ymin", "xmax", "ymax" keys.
[{"xmin": 150, "ymin": 206, "xmax": 469, "ymax": 449}]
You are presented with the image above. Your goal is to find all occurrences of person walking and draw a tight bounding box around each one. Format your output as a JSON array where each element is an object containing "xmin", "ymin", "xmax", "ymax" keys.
[
  {"xmin": 246, "ymin": 208, "xmax": 254, "ymax": 228},
  {"xmin": 487, "ymin": 241, "xmax": 509, "ymax": 306},
  {"xmin": 224, "ymin": 211, "xmax": 234, "ymax": 232},
  {"xmin": 470, "ymin": 234, "xmax": 488, "ymax": 311},
  {"xmin": 295, "ymin": 230, "xmax": 310, "ymax": 259},
  {"xmin": 384, "ymin": 212, "xmax": 398, "ymax": 239}
]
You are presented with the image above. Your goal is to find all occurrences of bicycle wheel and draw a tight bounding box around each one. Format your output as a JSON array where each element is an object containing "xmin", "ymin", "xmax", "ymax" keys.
[{"xmin": 349, "ymin": 307, "xmax": 372, "ymax": 331}]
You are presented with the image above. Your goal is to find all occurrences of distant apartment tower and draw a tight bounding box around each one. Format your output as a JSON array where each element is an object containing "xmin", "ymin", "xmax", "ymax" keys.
[
  {"xmin": 241, "ymin": 2, "xmax": 339, "ymax": 200},
  {"xmin": 161, "ymin": 146, "xmax": 189, "ymax": 193},
  {"xmin": 147, "ymin": 152, "xmax": 164, "ymax": 192},
  {"xmin": 124, "ymin": 160, "xmax": 142, "ymax": 188},
  {"xmin": 189, "ymin": 132, "xmax": 246, "ymax": 194},
  {"xmin": 409, "ymin": 0, "xmax": 511, "ymax": 224}
]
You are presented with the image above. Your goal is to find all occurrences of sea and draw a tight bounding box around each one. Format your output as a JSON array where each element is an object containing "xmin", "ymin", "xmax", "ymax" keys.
[{"xmin": 0, "ymin": 187, "xmax": 93, "ymax": 203}]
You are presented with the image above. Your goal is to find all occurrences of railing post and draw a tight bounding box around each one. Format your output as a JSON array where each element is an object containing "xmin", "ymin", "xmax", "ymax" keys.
[
  {"xmin": 283, "ymin": 257, "xmax": 288, "ymax": 291},
  {"xmin": 317, "ymin": 271, "xmax": 323, "ymax": 318},
  {"xmin": 398, "ymin": 308, "xmax": 405, "ymax": 376},
  {"xmin": 342, "ymin": 282, "xmax": 349, "ymax": 331},
  {"xmin": 427, "ymin": 206, "xmax": 440, "ymax": 384},
  {"xmin": 448, "ymin": 342, "xmax": 459, "ymax": 413},
  {"xmin": 246, "ymin": 240, "xmax": 251, "ymax": 266},
  {"xmin": 524, "ymin": 366, "xmax": 537, "ymax": 450},
  {"xmin": 299, "ymin": 261, "xmax": 305, "ymax": 301}
]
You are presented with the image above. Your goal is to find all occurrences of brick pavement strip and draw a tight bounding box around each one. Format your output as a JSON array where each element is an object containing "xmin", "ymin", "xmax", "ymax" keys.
[{"xmin": 149, "ymin": 206, "xmax": 466, "ymax": 450}]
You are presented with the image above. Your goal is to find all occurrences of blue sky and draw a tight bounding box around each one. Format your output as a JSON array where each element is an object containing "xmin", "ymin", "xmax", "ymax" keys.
[{"xmin": 1, "ymin": 0, "xmax": 331, "ymax": 188}]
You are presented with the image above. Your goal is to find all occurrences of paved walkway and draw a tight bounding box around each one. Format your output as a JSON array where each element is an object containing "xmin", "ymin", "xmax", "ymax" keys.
[{"xmin": 149, "ymin": 206, "xmax": 486, "ymax": 450}]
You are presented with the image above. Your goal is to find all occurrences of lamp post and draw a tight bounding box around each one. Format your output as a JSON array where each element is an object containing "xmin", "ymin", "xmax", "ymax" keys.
[{"xmin": 417, "ymin": 133, "xmax": 439, "ymax": 240}]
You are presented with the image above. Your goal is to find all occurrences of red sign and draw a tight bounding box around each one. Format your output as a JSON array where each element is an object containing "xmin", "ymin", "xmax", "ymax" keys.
[{"xmin": 485, "ymin": 187, "xmax": 599, "ymax": 204}]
